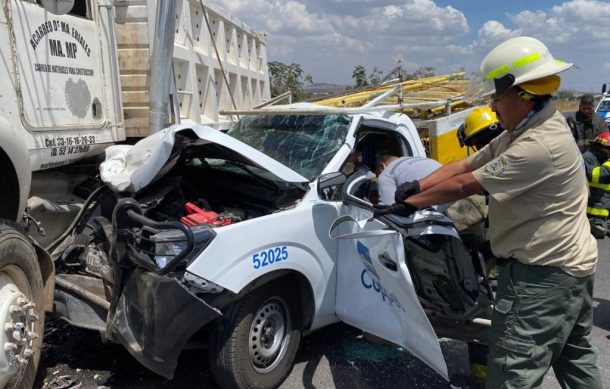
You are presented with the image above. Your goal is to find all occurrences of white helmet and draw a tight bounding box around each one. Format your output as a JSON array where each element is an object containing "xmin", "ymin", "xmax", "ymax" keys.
[{"xmin": 480, "ymin": 36, "xmax": 573, "ymax": 97}]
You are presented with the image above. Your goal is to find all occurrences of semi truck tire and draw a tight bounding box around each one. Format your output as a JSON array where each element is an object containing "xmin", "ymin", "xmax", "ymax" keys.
[
  {"xmin": 208, "ymin": 283, "xmax": 301, "ymax": 389},
  {"xmin": 0, "ymin": 222, "xmax": 45, "ymax": 389}
]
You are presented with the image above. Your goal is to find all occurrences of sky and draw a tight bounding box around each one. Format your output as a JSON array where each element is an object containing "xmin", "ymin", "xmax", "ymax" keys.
[{"xmin": 214, "ymin": 0, "xmax": 610, "ymax": 93}]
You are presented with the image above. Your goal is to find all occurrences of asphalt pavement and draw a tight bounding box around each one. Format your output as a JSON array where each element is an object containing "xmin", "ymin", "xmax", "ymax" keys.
[{"xmin": 35, "ymin": 238, "xmax": 610, "ymax": 389}]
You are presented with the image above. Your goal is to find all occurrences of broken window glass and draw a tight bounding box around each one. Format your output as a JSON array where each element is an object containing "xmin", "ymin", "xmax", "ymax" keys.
[{"xmin": 228, "ymin": 114, "xmax": 351, "ymax": 181}]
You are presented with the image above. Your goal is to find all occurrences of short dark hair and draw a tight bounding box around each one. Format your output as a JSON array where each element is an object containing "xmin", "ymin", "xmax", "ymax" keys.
[
  {"xmin": 375, "ymin": 150, "xmax": 395, "ymax": 164},
  {"xmin": 580, "ymin": 94, "xmax": 595, "ymax": 105}
]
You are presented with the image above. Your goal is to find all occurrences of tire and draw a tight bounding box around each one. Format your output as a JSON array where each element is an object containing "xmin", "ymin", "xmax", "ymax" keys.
[
  {"xmin": 0, "ymin": 223, "xmax": 45, "ymax": 389},
  {"xmin": 208, "ymin": 283, "xmax": 302, "ymax": 389}
]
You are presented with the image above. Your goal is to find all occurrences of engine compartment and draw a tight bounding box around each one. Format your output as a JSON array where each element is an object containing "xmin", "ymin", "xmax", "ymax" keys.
[{"xmin": 133, "ymin": 142, "xmax": 307, "ymax": 226}]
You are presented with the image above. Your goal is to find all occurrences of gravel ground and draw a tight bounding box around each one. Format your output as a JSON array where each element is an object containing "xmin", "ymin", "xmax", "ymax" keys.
[{"xmin": 35, "ymin": 239, "xmax": 610, "ymax": 389}]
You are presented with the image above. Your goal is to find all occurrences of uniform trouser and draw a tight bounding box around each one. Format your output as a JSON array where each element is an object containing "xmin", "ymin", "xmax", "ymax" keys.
[{"xmin": 486, "ymin": 261, "xmax": 602, "ymax": 389}]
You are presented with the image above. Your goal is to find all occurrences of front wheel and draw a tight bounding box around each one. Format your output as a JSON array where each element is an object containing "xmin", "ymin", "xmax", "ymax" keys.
[
  {"xmin": 0, "ymin": 224, "xmax": 45, "ymax": 389},
  {"xmin": 208, "ymin": 283, "xmax": 301, "ymax": 389}
]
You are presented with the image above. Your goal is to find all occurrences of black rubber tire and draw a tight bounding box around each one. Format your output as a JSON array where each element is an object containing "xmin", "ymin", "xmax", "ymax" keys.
[
  {"xmin": 0, "ymin": 223, "xmax": 45, "ymax": 389},
  {"xmin": 208, "ymin": 283, "xmax": 301, "ymax": 389}
]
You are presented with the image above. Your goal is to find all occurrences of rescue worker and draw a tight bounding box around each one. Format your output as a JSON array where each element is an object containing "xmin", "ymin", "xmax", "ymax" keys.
[
  {"xmin": 447, "ymin": 107, "xmax": 504, "ymax": 233},
  {"xmin": 567, "ymin": 94, "xmax": 608, "ymax": 152},
  {"xmin": 377, "ymin": 36, "xmax": 602, "ymax": 388},
  {"xmin": 583, "ymin": 132, "xmax": 610, "ymax": 238},
  {"xmin": 457, "ymin": 106, "xmax": 505, "ymax": 154}
]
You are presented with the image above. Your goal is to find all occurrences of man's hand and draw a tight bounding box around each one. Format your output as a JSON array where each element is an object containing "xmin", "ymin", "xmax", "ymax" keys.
[
  {"xmin": 394, "ymin": 180, "xmax": 420, "ymax": 203},
  {"xmin": 373, "ymin": 202, "xmax": 418, "ymax": 218}
]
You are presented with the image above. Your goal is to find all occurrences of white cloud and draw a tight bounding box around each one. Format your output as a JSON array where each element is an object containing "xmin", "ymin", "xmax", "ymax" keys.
[
  {"xmin": 214, "ymin": 0, "xmax": 471, "ymax": 83},
  {"xmin": 214, "ymin": 0, "xmax": 608, "ymax": 91},
  {"xmin": 383, "ymin": 5, "xmax": 403, "ymax": 19},
  {"xmin": 508, "ymin": 0, "xmax": 610, "ymax": 48},
  {"xmin": 476, "ymin": 20, "xmax": 521, "ymax": 48}
]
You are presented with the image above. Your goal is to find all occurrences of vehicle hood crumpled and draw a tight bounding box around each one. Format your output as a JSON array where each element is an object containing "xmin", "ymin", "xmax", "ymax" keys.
[{"xmin": 99, "ymin": 124, "xmax": 309, "ymax": 193}]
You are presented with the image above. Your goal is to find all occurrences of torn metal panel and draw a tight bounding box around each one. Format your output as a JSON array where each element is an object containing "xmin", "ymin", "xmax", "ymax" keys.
[
  {"xmin": 109, "ymin": 269, "xmax": 221, "ymax": 379},
  {"xmin": 100, "ymin": 124, "xmax": 309, "ymax": 193}
]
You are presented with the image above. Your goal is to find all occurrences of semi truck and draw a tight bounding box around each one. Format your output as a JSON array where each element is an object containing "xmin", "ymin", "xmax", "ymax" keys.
[{"xmin": 0, "ymin": 0, "xmax": 269, "ymax": 387}]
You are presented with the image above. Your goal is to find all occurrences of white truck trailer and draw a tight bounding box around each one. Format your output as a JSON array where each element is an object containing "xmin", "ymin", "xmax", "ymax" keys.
[{"xmin": 0, "ymin": 1, "xmax": 269, "ymax": 387}]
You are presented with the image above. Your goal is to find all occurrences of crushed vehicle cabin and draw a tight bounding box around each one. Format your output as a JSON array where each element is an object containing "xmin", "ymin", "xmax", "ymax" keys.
[{"xmin": 49, "ymin": 102, "xmax": 495, "ymax": 389}]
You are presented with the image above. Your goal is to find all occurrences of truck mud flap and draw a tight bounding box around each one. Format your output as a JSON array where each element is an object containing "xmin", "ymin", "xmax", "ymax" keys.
[{"xmin": 109, "ymin": 269, "xmax": 221, "ymax": 379}]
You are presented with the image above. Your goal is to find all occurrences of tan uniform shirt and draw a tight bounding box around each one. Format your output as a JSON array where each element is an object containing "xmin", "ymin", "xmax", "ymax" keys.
[{"xmin": 469, "ymin": 102, "xmax": 597, "ymax": 277}]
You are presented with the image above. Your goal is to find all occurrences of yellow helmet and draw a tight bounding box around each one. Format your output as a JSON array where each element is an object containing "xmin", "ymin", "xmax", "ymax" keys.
[{"xmin": 458, "ymin": 107, "xmax": 504, "ymax": 150}]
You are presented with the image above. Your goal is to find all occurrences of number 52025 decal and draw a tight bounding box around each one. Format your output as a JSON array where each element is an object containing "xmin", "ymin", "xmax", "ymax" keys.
[{"xmin": 252, "ymin": 246, "xmax": 288, "ymax": 269}]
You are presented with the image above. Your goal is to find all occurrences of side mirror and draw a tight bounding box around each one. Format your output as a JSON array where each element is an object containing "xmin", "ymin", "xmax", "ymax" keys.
[
  {"xmin": 40, "ymin": 0, "xmax": 75, "ymax": 15},
  {"xmin": 317, "ymin": 172, "xmax": 347, "ymax": 201},
  {"xmin": 603, "ymin": 83, "xmax": 608, "ymax": 94},
  {"xmin": 342, "ymin": 173, "xmax": 375, "ymax": 209}
]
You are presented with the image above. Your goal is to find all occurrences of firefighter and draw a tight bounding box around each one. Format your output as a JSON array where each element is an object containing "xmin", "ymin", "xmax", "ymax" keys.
[
  {"xmin": 583, "ymin": 132, "xmax": 610, "ymax": 238},
  {"xmin": 377, "ymin": 36, "xmax": 602, "ymax": 388},
  {"xmin": 567, "ymin": 94, "xmax": 608, "ymax": 152},
  {"xmin": 457, "ymin": 106, "xmax": 505, "ymax": 153},
  {"xmin": 447, "ymin": 107, "xmax": 504, "ymax": 233}
]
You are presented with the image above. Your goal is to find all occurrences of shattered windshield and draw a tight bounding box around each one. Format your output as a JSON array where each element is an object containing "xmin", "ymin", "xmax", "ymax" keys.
[{"xmin": 228, "ymin": 114, "xmax": 351, "ymax": 181}]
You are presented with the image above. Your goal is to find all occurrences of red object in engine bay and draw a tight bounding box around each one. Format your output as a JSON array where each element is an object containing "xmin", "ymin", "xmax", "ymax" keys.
[{"xmin": 181, "ymin": 202, "xmax": 232, "ymax": 227}]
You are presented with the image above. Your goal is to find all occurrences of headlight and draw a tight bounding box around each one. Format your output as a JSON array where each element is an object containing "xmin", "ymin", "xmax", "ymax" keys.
[
  {"xmin": 153, "ymin": 241, "xmax": 189, "ymax": 269},
  {"xmin": 131, "ymin": 225, "xmax": 216, "ymax": 273}
]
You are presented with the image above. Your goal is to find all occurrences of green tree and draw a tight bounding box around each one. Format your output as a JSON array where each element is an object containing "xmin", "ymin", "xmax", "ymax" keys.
[
  {"xmin": 268, "ymin": 61, "xmax": 313, "ymax": 102},
  {"xmin": 368, "ymin": 67, "xmax": 383, "ymax": 86},
  {"xmin": 352, "ymin": 65, "xmax": 369, "ymax": 88}
]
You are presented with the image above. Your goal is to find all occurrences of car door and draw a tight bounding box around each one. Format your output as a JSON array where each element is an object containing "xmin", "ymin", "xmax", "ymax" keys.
[
  {"xmin": 331, "ymin": 172, "xmax": 461, "ymax": 381},
  {"xmin": 10, "ymin": 0, "xmax": 108, "ymax": 129}
]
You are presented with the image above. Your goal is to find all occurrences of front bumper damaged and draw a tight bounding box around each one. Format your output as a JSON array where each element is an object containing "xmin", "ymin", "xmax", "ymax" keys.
[{"xmin": 109, "ymin": 269, "xmax": 221, "ymax": 379}]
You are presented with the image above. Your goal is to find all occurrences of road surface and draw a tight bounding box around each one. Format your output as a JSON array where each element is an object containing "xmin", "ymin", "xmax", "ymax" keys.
[{"xmin": 35, "ymin": 238, "xmax": 610, "ymax": 388}]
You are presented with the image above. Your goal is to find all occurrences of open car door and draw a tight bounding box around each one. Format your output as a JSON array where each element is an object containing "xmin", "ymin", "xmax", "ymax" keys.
[
  {"xmin": 328, "ymin": 170, "xmax": 492, "ymax": 381},
  {"xmin": 330, "ymin": 171, "xmax": 451, "ymax": 381}
]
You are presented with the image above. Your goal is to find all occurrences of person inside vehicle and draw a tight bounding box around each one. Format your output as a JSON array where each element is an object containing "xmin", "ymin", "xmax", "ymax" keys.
[
  {"xmin": 567, "ymin": 94, "xmax": 608, "ymax": 152},
  {"xmin": 583, "ymin": 132, "xmax": 610, "ymax": 239},
  {"xmin": 375, "ymin": 151, "xmax": 443, "ymax": 206},
  {"xmin": 339, "ymin": 144, "xmax": 379, "ymax": 203},
  {"xmin": 378, "ymin": 36, "xmax": 602, "ymax": 388}
]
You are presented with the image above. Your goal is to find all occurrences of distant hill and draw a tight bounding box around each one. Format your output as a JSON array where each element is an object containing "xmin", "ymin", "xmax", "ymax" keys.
[{"xmin": 304, "ymin": 83, "xmax": 351, "ymax": 97}]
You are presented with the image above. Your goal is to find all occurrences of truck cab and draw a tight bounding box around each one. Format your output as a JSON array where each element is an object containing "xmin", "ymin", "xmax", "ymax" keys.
[
  {"xmin": 0, "ymin": 0, "xmax": 123, "ymax": 221},
  {"xmin": 0, "ymin": 1, "xmax": 271, "ymax": 387}
]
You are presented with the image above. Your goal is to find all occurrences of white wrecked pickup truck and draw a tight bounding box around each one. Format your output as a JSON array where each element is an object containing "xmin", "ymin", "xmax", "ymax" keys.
[{"xmin": 49, "ymin": 104, "xmax": 493, "ymax": 389}]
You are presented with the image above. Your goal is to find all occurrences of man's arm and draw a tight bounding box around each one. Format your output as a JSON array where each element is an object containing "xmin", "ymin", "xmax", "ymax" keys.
[
  {"xmin": 406, "ymin": 172, "xmax": 484, "ymax": 209},
  {"xmin": 594, "ymin": 115, "xmax": 609, "ymax": 132},
  {"xmin": 566, "ymin": 116, "xmax": 579, "ymax": 140},
  {"xmin": 418, "ymin": 157, "xmax": 475, "ymax": 192}
]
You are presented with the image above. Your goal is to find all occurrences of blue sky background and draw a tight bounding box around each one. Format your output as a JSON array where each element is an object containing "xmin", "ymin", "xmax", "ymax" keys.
[{"xmin": 216, "ymin": 0, "xmax": 610, "ymax": 92}]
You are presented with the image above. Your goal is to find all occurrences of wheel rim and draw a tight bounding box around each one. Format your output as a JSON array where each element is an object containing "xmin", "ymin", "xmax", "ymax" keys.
[
  {"xmin": 0, "ymin": 266, "xmax": 39, "ymax": 389},
  {"xmin": 248, "ymin": 296, "xmax": 292, "ymax": 373}
]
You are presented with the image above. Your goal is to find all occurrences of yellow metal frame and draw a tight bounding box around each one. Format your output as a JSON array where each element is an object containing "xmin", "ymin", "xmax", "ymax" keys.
[{"xmin": 313, "ymin": 72, "xmax": 470, "ymax": 121}]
